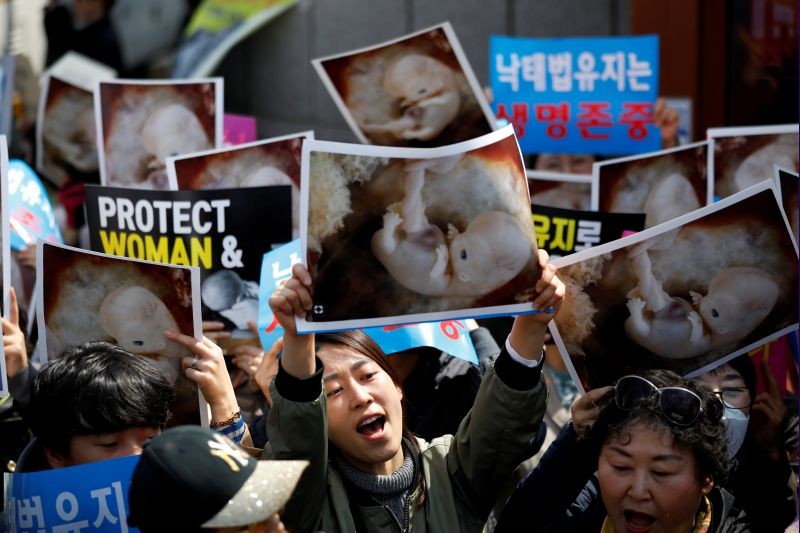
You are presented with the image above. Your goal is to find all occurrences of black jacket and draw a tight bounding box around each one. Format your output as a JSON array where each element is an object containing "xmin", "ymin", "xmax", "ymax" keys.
[{"xmin": 496, "ymin": 423, "xmax": 752, "ymax": 533}]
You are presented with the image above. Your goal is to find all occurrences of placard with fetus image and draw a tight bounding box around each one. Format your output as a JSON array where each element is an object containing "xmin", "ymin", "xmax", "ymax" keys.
[
  {"xmin": 528, "ymin": 169, "xmax": 596, "ymax": 211},
  {"xmin": 593, "ymin": 140, "xmax": 712, "ymax": 229},
  {"xmin": 94, "ymin": 79, "xmax": 223, "ymax": 190},
  {"xmin": 549, "ymin": 179, "xmax": 798, "ymax": 392},
  {"xmin": 166, "ymin": 131, "xmax": 312, "ymax": 239},
  {"xmin": 708, "ymin": 124, "xmax": 799, "ymax": 201},
  {"xmin": 297, "ymin": 125, "xmax": 542, "ymax": 332},
  {"xmin": 36, "ymin": 241, "xmax": 205, "ymax": 425},
  {"xmin": 314, "ymin": 22, "xmax": 495, "ymax": 148},
  {"xmin": 37, "ymin": 75, "xmax": 100, "ymax": 187}
]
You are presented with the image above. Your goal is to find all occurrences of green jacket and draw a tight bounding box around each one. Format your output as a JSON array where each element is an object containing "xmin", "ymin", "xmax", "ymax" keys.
[{"xmin": 267, "ymin": 351, "xmax": 547, "ymax": 532}]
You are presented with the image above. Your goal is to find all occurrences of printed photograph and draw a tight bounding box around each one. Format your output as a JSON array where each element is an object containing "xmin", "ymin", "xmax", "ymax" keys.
[
  {"xmin": 314, "ymin": 23, "xmax": 495, "ymax": 148},
  {"xmin": 709, "ymin": 125, "xmax": 799, "ymax": 200},
  {"xmin": 528, "ymin": 170, "xmax": 595, "ymax": 211},
  {"xmin": 167, "ymin": 132, "xmax": 310, "ymax": 238},
  {"xmin": 37, "ymin": 242, "xmax": 203, "ymax": 425},
  {"xmin": 95, "ymin": 79, "xmax": 222, "ymax": 189},
  {"xmin": 593, "ymin": 141, "xmax": 711, "ymax": 228},
  {"xmin": 550, "ymin": 181, "xmax": 798, "ymax": 391},
  {"xmin": 298, "ymin": 127, "xmax": 540, "ymax": 331},
  {"xmin": 37, "ymin": 75, "xmax": 99, "ymax": 187}
]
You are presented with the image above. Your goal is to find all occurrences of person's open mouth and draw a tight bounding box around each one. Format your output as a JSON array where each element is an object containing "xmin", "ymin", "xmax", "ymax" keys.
[
  {"xmin": 623, "ymin": 510, "xmax": 656, "ymax": 533},
  {"xmin": 357, "ymin": 415, "xmax": 387, "ymax": 440}
]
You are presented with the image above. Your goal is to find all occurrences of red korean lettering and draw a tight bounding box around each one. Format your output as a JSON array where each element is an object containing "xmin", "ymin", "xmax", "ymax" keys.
[
  {"xmin": 576, "ymin": 102, "xmax": 613, "ymax": 139},
  {"xmin": 496, "ymin": 103, "xmax": 530, "ymax": 138},
  {"xmin": 440, "ymin": 320, "xmax": 465, "ymax": 340},
  {"xmin": 534, "ymin": 103, "xmax": 569, "ymax": 139},
  {"xmin": 619, "ymin": 102, "xmax": 652, "ymax": 140}
]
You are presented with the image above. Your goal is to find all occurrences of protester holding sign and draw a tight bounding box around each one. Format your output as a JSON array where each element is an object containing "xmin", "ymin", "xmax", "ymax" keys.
[
  {"xmin": 496, "ymin": 370, "xmax": 750, "ymax": 532},
  {"xmin": 250, "ymin": 250, "xmax": 563, "ymax": 532}
]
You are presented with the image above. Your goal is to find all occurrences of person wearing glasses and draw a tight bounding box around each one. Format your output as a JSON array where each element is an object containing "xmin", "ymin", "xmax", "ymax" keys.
[
  {"xmin": 495, "ymin": 370, "xmax": 751, "ymax": 532},
  {"xmin": 695, "ymin": 355, "xmax": 798, "ymax": 533}
]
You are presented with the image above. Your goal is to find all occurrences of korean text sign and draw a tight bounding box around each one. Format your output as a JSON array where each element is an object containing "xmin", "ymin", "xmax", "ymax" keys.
[
  {"xmin": 532, "ymin": 203, "xmax": 646, "ymax": 259},
  {"xmin": 490, "ymin": 34, "xmax": 660, "ymax": 155},
  {"xmin": 5, "ymin": 455, "xmax": 139, "ymax": 532}
]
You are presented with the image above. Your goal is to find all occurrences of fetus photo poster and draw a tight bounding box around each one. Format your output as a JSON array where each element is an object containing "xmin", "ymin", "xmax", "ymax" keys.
[
  {"xmin": 36, "ymin": 241, "xmax": 205, "ymax": 425},
  {"xmin": 95, "ymin": 78, "xmax": 223, "ymax": 190},
  {"xmin": 528, "ymin": 169, "xmax": 596, "ymax": 211},
  {"xmin": 548, "ymin": 180, "xmax": 798, "ymax": 391},
  {"xmin": 592, "ymin": 140, "xmax": 711, "ymax": 229},
  {"xmin": 84, "ymin": 184, "xmax": 293, "ymax": 348},
  {"xmin": 297, "ymin": 125, "xmax": 542, "ymax": 332},
  {"xmin": 167, "ymin": 130, "xmax": 313, "ymax": 239},
  {"xmin": 708, "ymin": 124, "xmax": 799, "ymax": 201},
  {"xmin": 313, "ymin": 22, "xmax": 495, "ymax": 148}
]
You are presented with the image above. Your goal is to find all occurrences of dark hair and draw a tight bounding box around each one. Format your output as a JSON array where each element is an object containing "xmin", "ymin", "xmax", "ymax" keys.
[
  {"xmin": 315, "ymin": 330, "xmax": 428, "ymax": 507},
  {"xmin": 29, "ymin": 342, "xmax": 175, "ymax": 458},
  {"xmin": 722, "ymin": 354, "xmax": 757, "ymax": 401},
  {"xmin": 586, "ymin": 369, "xmax": 729, "ymax": 483}
]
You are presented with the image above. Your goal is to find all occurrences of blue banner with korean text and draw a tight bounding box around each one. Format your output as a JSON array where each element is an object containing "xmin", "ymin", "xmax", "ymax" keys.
[
  {"xmin": 5, "ymin": 455, "xmax": 139, "ymax": 532},
  {"xmin": 490, "ymin": 34, "xmax": 660, "ymax": 155}
]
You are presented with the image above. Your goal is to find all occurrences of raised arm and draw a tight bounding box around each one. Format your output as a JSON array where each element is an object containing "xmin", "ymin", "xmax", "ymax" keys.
[
  {"xmin": 448, "ymin": 250, "xmax": 565, "ymax": 520},
  {"xmin": 267, "ymin": 263, "xmax": 315, "ymax": 377},
  {"xmin": 265, "ymin": 263, "xmax": 329, "ymax": 532}
]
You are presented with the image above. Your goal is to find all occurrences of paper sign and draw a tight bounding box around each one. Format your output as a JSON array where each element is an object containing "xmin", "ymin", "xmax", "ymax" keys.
[
  {"xmin": 5, "ymin": 455, "xmax": 139, "ymax": 533},
  {"xmin": 490, "ymin": 34, "xmax": 660, "ymax": 155},
  {"xmin": 532, "ymin": 203, "xmax": 645, "ymax": 259}
]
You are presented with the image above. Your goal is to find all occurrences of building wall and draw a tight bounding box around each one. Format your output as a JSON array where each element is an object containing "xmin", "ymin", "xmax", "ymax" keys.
[{"xmin": 217, "ymin": 0, "xmax": 631, "ymax": 142}]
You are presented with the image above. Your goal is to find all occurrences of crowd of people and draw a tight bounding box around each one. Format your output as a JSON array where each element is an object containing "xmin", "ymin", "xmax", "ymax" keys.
[{"xmin": 0, "ymin": 2, "xmax": 798, "ymax": 533}]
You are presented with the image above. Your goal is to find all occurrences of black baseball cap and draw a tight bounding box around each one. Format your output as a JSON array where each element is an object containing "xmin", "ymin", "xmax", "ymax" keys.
[{"xmin": 127, "ymin": 426, "xmax": 307, "ymax": 530}]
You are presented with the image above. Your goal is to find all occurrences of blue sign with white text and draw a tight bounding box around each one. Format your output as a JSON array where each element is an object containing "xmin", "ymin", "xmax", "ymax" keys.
[
  {"xmin": 490, "ymin": 34, "xmax": 660, "ymax": 155},
  {"xmin": 5, "ymin": 455, "xmax": 139, "ymax": 532}
]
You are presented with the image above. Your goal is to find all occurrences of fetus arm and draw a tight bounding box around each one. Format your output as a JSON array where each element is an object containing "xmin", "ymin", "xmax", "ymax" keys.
[
  {"xmin": 627, "ymin": 245, "xmax": 673, "ymax": 313},
  {"xmin": 626, "ymin": 297, "xmax": 650, "ymax": 336},
  {"xmin": 377, "ymin": 211, "xmax": 403, "ymax": 254},
  {"xmin": 431, "ymin": 244, "xmax": 450, "ymax": 280}
]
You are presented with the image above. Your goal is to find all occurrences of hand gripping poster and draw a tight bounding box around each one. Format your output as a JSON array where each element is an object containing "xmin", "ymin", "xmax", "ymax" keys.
[{"xmin": 36, "ymin": 241, "xmax": 205, "ymax": 425}]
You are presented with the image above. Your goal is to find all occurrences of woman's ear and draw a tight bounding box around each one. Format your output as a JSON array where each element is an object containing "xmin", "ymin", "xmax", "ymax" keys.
[
  {"xmin": 396, "ymin": 383, "xmax": 404, "ymax": 402},
  {"xmin": 700, "ymin": 475, "xmax": 714, "ymax": 495},
  {"xmin": 44, "ymin": 447, "xmax": 70, "ymax": 469}
]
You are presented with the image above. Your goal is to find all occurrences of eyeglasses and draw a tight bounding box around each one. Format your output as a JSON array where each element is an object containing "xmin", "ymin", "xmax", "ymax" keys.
[
  {"xmin": 709, "ymin": 387, "xmax": 752, "ymax": 409},
  {"xmin": 614, "ymin": 375, "xmax": 723, "ymax": 426}
]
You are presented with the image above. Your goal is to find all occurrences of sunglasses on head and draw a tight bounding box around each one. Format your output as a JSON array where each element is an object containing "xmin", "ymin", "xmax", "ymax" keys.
[{"xmin": 614, "ymin": 375, "xmax": 723, "ymax": 426}]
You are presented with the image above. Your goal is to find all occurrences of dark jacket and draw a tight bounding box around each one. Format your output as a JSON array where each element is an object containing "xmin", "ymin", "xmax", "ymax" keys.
[
  {"xmin": 496, "ymin": 423, "xmax": 752, "ymax": 533},
  {"xmin": 268, "ymin": 345, "xmax": 548, "ymax": 532}
]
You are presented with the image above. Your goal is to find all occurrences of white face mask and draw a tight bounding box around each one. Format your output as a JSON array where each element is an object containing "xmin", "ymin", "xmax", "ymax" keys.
[{"xmin": 723, "ymin": 406, "xmax": 749, "ymax": 459}]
